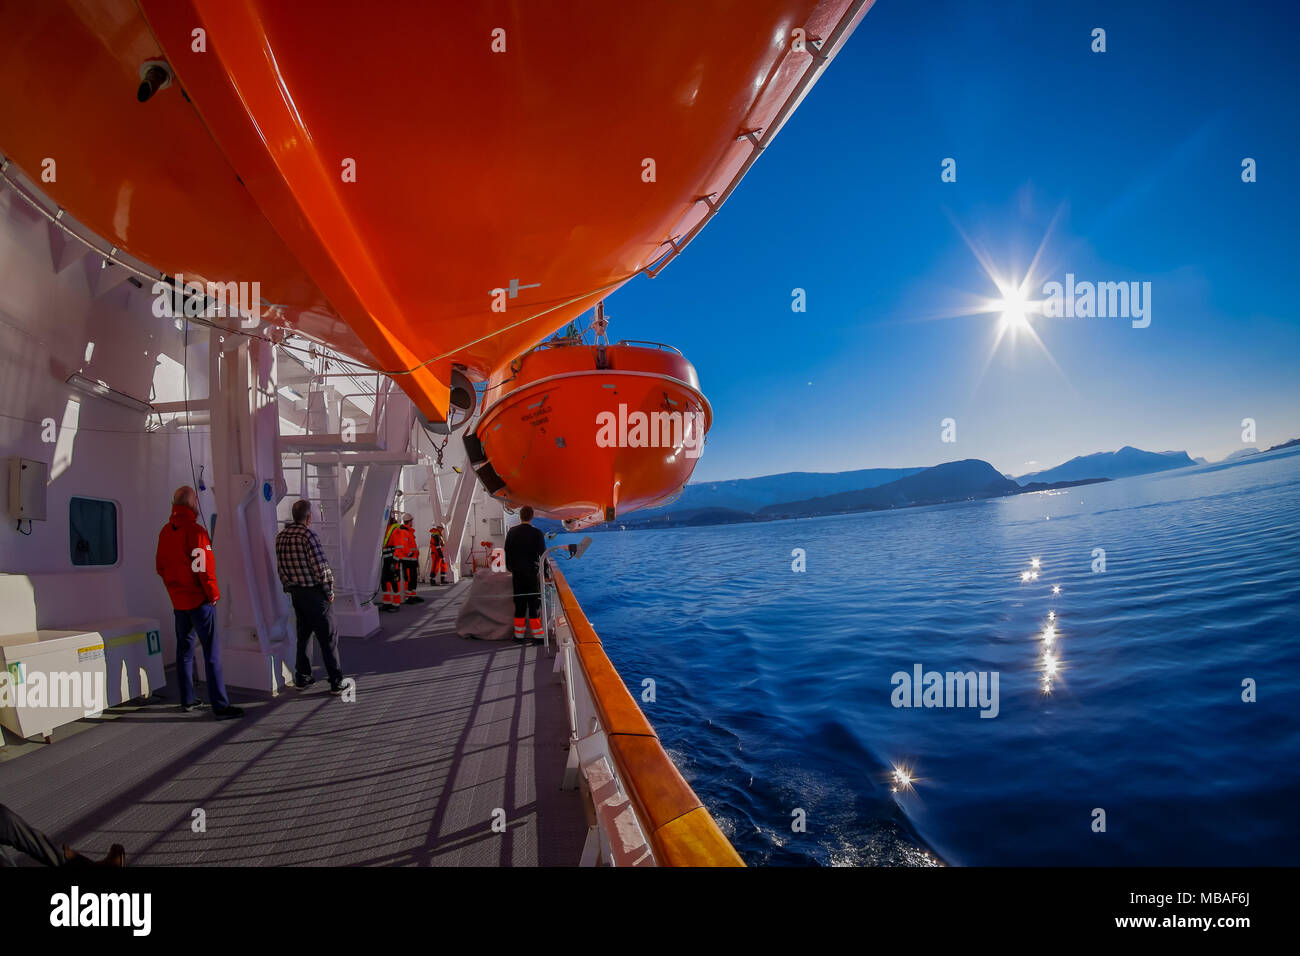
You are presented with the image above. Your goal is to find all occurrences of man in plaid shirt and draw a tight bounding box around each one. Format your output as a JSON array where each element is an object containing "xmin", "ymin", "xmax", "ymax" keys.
[{"xmin": 275, "ymin": 499, "xmax": 345, "ymax": 693}]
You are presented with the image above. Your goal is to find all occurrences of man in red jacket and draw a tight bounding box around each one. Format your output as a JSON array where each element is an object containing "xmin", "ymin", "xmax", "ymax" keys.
[{"xmin": 155, "ymin": 486, "xmax": 243, "ymax": 719}]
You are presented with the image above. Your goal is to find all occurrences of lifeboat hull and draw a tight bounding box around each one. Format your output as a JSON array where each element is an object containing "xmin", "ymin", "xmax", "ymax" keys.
[
  {"xmin": 0, "ymin": 0, "xmax": 872, "ymax": 420},
  {"xmin": 468, "ymin": 345, "xmax": 711, "ymax": 525}
]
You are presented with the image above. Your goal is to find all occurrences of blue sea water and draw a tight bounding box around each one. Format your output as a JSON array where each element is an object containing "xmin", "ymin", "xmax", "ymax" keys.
[{"xmin": 561, "ymin": 449, "xmax": 1300, "ymax": 866}]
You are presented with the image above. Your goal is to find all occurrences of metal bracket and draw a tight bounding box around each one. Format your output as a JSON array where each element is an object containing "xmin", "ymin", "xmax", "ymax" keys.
[{"xmin": 643, "ymin": 235, "xmax": 683, "ymax": 278}]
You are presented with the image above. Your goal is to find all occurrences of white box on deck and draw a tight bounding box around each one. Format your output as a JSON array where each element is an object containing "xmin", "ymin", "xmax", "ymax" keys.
[
  {"xmin": 7, "ymin": 457, "xmax": 47, "ymax": 521},
  {"xmin": 0, "ymin": 630, "xmax": 108, "ymax": 740},
  {"xmin": 0, "ymin": 624, "xmax": 165, "ymax": 741},
  {"xmin": 0, "ymin": 573, "xmax": 164, "ymax": 743}
]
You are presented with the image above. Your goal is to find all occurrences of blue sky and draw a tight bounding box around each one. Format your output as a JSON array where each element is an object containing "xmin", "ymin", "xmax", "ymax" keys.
[{"xmin": 607, "ymin": 0, "xmax": 1300, "ymax": 481}]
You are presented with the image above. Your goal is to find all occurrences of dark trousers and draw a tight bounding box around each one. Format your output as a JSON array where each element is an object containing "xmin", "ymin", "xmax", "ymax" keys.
[
  {"xmin": 402, "ymin": 560, "xmax": 418, "ymax": 592},
  {"xmin": 0, "ymin": 803, "xmax": 63, "ymax": 867},
  {"xmin": 290, "ymin": 586, "xmax": 344, "ymax": 685},
  {"xmin": 175, "ymin": 603, "xmax": 229, "ymax": 710},
  {"xmin": 513, "ymin": 571, "xmax": 540, "ymax": 618}
]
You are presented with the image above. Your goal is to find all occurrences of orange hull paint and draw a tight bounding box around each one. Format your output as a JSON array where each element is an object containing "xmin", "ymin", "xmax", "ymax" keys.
[
  {"xmin": 471, "ymin": 344, "xmax": 710, "ymax": 523},
  {"xmin": 0, "ymin": 0, "xmax": 872, "ymax": 420}
]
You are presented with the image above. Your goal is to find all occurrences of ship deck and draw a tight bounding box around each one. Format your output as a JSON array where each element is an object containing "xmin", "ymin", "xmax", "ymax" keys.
[{"xmin": 0, "ymin": 581, "xmax": 589, "ymax": 866}]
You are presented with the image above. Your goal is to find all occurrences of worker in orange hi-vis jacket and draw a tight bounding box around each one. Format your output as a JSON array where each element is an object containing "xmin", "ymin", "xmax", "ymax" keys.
[
  {"xmin": 429, "ymin": 525, "xmax": 448, "ymax": 585},
  {"xmin": 379, "ymin": 515, "xmax": 402, "ymax": 612},
  {"xmin": 397, "ymin": 515, "xmax": 423, "ymax": 604}
]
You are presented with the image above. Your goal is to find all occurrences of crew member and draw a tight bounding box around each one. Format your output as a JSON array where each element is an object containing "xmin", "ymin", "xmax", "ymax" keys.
[
  {"xmin": 155, "ymin": 485, "xmax": 243, "ymax": 719},
  {"xmin": 399, "ymin": 514, "xmax": 422, "ymax": 603},
  {"xmin": 275, "ymin": 500, "xmax": 346, "ymax": 693},
  {"xmin": 380, "ymin": 515, "xmax": 402, "ymax": 611},
  {"xmin": 504, "ymin": 506, "xmax": 547, "ymax": 644},
  {"xmin": 429, "ymin": 524, "xmax": 448, "ymax": 585}
]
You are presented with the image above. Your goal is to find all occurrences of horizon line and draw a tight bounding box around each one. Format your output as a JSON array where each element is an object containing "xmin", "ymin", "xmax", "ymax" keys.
[{"xmin": 687, "ymin": 437, "xmax": 1300, "ymax": 486}]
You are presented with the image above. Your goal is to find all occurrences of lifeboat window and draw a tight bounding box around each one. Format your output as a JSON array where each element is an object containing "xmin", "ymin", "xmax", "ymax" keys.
[{"xmin": 69, "ymin": 496, "xmax": 119, "ymax": 567}]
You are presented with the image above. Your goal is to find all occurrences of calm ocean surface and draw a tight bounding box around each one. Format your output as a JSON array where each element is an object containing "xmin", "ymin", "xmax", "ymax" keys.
[{"xmin": 561, "ymin": 449, "xmax": 1300, "ymax": 866}]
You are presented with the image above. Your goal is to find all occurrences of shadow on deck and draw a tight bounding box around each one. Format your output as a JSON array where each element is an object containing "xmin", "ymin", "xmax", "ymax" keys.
[{"xmin": 0, "ymin": 580, "xmax": 588, "ymax": 866}]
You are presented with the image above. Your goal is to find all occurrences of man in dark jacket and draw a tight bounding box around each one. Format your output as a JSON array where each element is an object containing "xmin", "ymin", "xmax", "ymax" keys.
[
  {"xmin": 155, "ymin": 486, "xmax": 243, "ymax": 718},
  {"xmin": 504, "ymin": 506, "xmax": 547, "ymax": 644}
]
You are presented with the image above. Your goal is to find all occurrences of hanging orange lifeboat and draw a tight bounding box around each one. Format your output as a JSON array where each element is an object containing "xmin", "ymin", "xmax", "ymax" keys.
[
  {"xmin": 466, "ymin": 341, "xmax": 711, "ymax": 528},
  {"xmin": 0, "ymin": 0, "xmax": 872, "ymax": 423}
]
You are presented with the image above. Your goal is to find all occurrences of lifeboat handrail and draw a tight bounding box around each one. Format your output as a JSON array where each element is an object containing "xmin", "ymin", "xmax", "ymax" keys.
[
  {"xmin": 544, "ymin": 560, "xmax": 743, "ymax": 866},
  {"xmin": 521, "ymin": 336, "xmax": 586, "ymax": 356},
  {"xmin": 641, "ymin": 0, "xmax": 872, "ymax": 278},
  {"xmin": 521, "ymin": 338, "xmax": 683, "ymax": 357},
  {"xmin": 613, "ymin": 340, "xmax": 683, "ymax": 355}
]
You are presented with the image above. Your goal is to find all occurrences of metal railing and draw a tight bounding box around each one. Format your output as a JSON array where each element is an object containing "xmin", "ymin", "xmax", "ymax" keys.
[
  {"xmin": 613, "ymin": 339, "xmax": 683, "ymax": 354},
  {"xmin": 542, "ymin": 559, "xmax": 743, "ymax": 867}
]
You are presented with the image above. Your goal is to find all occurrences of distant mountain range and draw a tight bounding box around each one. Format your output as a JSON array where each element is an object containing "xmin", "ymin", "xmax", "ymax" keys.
[
  {"xmin": 1015, "ymin": 446, "xmax": 1195, "ymax": 484},
  {"xmin": 626, "ymin": 466, "xmax": 922, "ymax": 521},
  {"xmin": 596, "ymin": 460, "xmax": 1107, "ymax": 530},
  {"xmin": 1221, "ymin": 447, "xmax": 1260, "ymax": 462},
  {"xmin": 759, "ymin": 459, "xmax": 1019, "ymax": 516},
  {"xmin": 541, "ymin": 439, "xmax": 1299, "ymax": 532}
]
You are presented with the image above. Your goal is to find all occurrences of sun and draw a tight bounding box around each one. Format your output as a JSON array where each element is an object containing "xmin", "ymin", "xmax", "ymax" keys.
[
  {"xmin": 993, "ymin": 279, "xmax": 1035, "ymax": 336},
  {"xmin": 932, "ymin": 207, "xmax": 1077, "ymax": 388}
]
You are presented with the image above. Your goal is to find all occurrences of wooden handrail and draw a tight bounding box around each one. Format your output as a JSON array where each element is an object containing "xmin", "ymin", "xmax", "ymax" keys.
[{"xmin": 550, "ymin": 565, "xmax": 743, "ymax": 867}]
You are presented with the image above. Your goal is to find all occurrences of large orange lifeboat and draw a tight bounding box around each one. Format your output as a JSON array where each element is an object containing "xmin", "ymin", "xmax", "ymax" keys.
[
  {"xmin": 466, "ymin": 338, "xmax": 711, "ymax": 529},
  {"xmin": 0, "ymin": 0, "xmax": 872, "ymax": 422}
]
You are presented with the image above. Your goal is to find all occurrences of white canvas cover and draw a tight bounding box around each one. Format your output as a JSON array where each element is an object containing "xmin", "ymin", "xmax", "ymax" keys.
[{"xmin": 454, "ymin": 571, "xmax": 517, "ymax": 641}]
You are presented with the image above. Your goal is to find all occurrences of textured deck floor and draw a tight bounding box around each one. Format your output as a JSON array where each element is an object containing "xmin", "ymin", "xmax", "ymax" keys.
[{"xmin": 0, "ymin": 581, "xmax": 588, "ymax": 866}]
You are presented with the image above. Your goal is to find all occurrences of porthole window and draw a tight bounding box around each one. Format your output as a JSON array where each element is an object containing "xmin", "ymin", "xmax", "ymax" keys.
[{"xmin": 69, "ymin": 496, "xmax": 119, "ymax": 566}]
